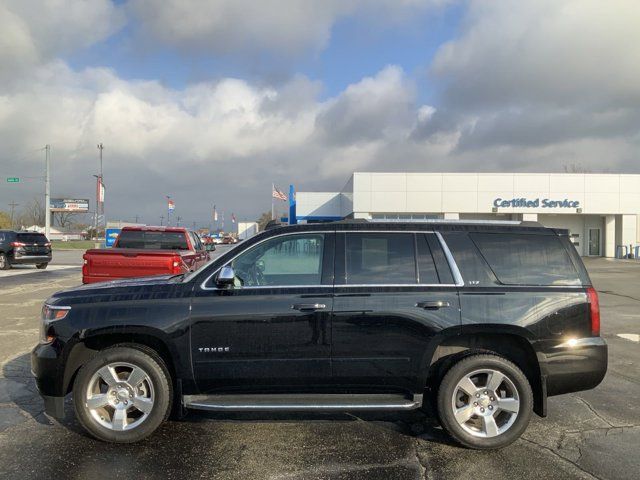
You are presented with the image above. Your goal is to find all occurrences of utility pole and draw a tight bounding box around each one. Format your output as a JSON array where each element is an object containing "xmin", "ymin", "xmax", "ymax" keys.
[
  {"xmin": 8, "ymin": 201, "xmax": 18, "ymax": 228},
  {"xmin": 45, "ymin": 145, "xmax": 51, "ymax": 239},
  {"xmin": 192, "ymin": 221, "xmax": 196, "ymax": 230},
  {"xmin": 160, "ymin": 215, "xmax": 164, "ymax": 226},
  {"xmin": 134, "ymin": 215, "xmax": 139, "ymax": 223},
  {"xmin": 176, "ymin": 216, "xmax": 182, "ymax": 227}
]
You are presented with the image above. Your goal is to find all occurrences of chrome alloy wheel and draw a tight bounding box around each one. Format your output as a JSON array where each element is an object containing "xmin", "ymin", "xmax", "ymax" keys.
[
  {"xmin": 451, "ymin": 368, "xmax": 520, "ymax": 438},
  {"xmin": 85, "ymin": 362, "xmax": 155, "ymax": 431}
]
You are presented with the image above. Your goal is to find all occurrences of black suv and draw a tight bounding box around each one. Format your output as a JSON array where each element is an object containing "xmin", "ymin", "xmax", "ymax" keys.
[
  {"xmin": 32, "ymin": 221, "xmax": 607, "ymax": 448},
  {"xmin": 0, "ymin": 230, "xmax": 52, "ymax": 270}
]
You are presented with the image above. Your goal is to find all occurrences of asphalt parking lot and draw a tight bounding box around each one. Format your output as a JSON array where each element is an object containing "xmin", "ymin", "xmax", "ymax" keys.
[{"xmin": 0, "ymin": 253, "xmax": 638, "ymax": 480}]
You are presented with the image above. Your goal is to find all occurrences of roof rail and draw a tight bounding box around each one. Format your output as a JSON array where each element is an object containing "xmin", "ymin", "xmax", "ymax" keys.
[{"xmin": 367, "ymin": 219, "xmax": 543, "ymax": 226}]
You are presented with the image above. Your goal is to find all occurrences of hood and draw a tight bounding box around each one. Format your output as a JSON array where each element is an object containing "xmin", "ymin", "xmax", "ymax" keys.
[{"xmin": 55, "ymin": 274, "xmax": 180, "ymax": 295}]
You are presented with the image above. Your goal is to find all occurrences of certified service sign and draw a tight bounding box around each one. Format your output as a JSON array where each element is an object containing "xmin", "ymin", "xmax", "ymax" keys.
[{"xmin": 493, "ymin": 198, "xmax": 580, "ymax": 208}]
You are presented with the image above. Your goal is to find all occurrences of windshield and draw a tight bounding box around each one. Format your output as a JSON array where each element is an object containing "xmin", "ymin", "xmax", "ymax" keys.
[
  {"xmin": 16, "ymin": 233, "xmax": 48, "ymax": 244},
  {"xmin": 116, "ymin": 231, "xmax": 189, "ymax": 250}
]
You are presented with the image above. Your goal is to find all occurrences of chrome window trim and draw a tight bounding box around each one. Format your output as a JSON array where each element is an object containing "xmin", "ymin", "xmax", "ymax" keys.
[
  {"xmin": 200, "ymin": 229, "xmax": 467, "ymax": 291},
  {"xmin": 435, "ymin": 231, "xmax": 464, "ymax": 287}
]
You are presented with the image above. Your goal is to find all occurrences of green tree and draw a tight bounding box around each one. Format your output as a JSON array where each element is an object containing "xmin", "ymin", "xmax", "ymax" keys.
[{"xmin": 0, "ymin": 210, "xmax": 11, "ymax": 229}]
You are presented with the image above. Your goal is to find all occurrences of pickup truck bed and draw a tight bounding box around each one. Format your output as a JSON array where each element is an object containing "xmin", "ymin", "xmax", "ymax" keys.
[{"xmin": 82, "ymin": 248, "xmax": 188, "ymax": 283}]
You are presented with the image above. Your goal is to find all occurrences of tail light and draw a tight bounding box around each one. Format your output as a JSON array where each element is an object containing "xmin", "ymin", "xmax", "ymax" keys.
[
  {"xmin": 11, "ymin": 241, "xmax": 25, "ymax": 247},
  {"xmin": 587, "ymin": 287, "xmax": 600, "ymax": 336},
  {"xmin": 172, "ymin": 257, "xmax": 183, "ymax": 274}
]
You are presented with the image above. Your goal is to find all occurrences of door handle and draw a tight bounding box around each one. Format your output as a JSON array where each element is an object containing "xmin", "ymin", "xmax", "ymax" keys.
[
  {"xmin": 291, "ymin": 303, "xmax": 326, "ymax": 311},
  {"xmin": 416, "ymin": 301, "xmax": 450, "ymax": 310}
]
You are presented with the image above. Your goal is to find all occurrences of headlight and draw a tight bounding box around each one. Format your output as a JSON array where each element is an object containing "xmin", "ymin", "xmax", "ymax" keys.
[{"xmin": 40, "ymin": 304, "xmax": 71, "ymax": 344}]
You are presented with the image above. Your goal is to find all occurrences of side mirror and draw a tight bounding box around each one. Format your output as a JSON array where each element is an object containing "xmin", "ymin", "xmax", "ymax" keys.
[{"xmin": 216, "ymin": 265, "xmax": 235, "ymax": 286}]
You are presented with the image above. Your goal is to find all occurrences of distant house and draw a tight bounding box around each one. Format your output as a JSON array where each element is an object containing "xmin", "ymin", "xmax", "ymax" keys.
[{"xmin": 23, "ymin": 226, "xmax": 85, "ymax": 241}]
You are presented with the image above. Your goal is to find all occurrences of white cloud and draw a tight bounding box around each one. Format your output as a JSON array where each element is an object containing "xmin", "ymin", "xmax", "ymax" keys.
[
  {"xmin": 0, "ymin": 1, "xmax": 125, "ymax": 85},
  {"xmin": 1, "ymin": 0, "xmax": 639, "ymax": 224},
  {"xmin": 0, "ymin": 62, "xmax": 425, "ymax": 222},
  {"xmin": 314, "ymin": 66, "xmax": 415, "ymax": 146},
  {"xmin": 432, "ymin": 0, "xmax": 640, "ymax": 107},
  {"xmin": 126, "ymin": 0, "xmax": 449, "ymax": 55}
]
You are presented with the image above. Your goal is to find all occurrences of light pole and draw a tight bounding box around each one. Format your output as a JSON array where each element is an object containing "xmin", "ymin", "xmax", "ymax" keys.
[
  {"xmin": 8, "ymin": 201, "xmax": 18, "ymax": 228},
  {"xmin": 44, "ymin": 145, "xmax": 50, "ymax": 238}
]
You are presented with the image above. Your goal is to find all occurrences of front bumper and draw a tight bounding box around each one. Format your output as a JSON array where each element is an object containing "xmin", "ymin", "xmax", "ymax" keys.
[
  {"xmin": 31, "ymin": 342, "xmax": 65, "ymax": 418},
  {"xmin": 538, "ymin": 337, "xmax": 608, "ymax": 397}
]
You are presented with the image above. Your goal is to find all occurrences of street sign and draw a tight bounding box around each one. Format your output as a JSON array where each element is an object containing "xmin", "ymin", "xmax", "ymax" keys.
[{"xmin": 6, "ymin": 177, "xmax": 19, "ymax": 183}]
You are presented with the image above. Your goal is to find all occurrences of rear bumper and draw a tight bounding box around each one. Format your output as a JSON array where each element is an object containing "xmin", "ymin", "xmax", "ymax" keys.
[
  {"xmin": 538, "ymin": 337, "xmax": 608, "ymax": 397},
  {"xmin": 82, "ymin": 275, "xmax": 114, "ymax": 284},
  {"xmin": 12, "ymin": 254, "xmax": 51, "ymax": 264}
]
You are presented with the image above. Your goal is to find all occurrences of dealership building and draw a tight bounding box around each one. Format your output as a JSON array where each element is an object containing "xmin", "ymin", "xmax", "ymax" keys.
[{"xmin": 295, "ymin": 172, "xmax": 640, "ymax": 257}]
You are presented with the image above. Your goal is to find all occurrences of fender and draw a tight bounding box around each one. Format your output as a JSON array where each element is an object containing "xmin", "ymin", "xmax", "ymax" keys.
[{"xmin": 417, "ymin": 324, "xmax": 546, "ymax": 416}]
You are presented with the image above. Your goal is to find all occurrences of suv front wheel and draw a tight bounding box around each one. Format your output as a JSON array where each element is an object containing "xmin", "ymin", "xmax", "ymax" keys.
[
  {"xmin": 0, "ymin": 253, "xmax": 10, "ymax": 270},
  {"xmin": 437, "ymin": 354, "xmax": 533, "ymax": 449},
  {"xmin": 73, "ymin": 345, "xmax": 172, "ymax": 443}
]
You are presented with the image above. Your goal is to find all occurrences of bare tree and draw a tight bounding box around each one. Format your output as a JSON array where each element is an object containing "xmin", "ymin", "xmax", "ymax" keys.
[
  {"xmin": 54, "ymin": 211, "xmax": 75, "ymax": 230},
  {"xmin": 256, "ymin": 211, "xmax": 272, "ymax": 231},
  {"xmin": 563, "ymin": 163, "xmax": 592, "ymax": 173},
  {"xmin": 17, "ymin": 197, "xmax": 45, "ymax": 227}
]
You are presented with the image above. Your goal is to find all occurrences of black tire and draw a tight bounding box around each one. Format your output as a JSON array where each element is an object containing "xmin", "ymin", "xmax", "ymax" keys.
[
  {"xmin": 73, "ymin": 345, "xmax": 172, "ymax": 443},
  {"xmin": 36, "ymin": 263, "xmax": 48, "ymax": 269},
  {"xmin": 436, "ymin": 354, "xmax": 533, "ymax": 450},
  {"xmin": 0, "ymin": 253, "xmax": 11, "ymax": 270}
]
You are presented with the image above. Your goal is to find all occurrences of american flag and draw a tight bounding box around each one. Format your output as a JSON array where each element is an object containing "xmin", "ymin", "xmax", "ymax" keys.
[{"xmin": 272, "ymin": 186, "xmax": 287, "ymax": 201}]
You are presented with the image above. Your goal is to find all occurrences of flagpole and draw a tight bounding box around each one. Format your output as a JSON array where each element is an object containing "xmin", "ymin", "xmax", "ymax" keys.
[{"xmin": 271, "ymin": 183, "xmax": 275, "ymax": 220}]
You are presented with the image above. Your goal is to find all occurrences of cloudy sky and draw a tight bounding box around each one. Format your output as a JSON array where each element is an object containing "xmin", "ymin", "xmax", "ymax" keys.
[{"xmin": 1, "ymin": 0, "xmax": 639, "ymax": 228}]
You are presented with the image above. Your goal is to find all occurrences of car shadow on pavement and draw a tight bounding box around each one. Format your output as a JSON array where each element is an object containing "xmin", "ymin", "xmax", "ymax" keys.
[
  {"xmin": 3, "ymin": 352, "xmax": 457, "ymax": 447},
  {"xmin": 1, "ymin": 353, "xmax": 87, "ymax": 436},
  {"xmin": 179, "ymin": 405, "xmax": 458, "ymax": 447}
]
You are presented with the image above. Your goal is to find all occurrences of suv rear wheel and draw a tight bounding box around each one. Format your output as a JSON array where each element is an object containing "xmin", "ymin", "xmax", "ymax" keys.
[
  {"xmin": 73, "ymin": 345, "xmax": 172, "ymax": 443},
  {"xmin": 437, "ymin": 354, "xmax": 533, "ymax": 449}
]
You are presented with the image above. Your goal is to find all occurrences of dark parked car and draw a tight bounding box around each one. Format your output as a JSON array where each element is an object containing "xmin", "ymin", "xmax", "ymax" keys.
[
  {"xmin": 0, "ymin": 230, "xmax": 52, "ymax": 270},
  {"xmin": 32, "ymin": 221, "xmax": 606, "ymax": 448}
]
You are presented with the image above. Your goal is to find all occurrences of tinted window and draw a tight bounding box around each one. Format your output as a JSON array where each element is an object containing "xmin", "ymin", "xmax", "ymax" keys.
[
  {"xmin": 116, "ymin": 231, "xmax": 189, "ymax": 250},
  {"xmin": 16, "ymin": 233, "xmax": 48, "ymax": 244},
  {"xmin": 471, "ymin": 233, "xmax": 581, "ymax": 286},
  {"xmin": 232, "ymin": 234, "xmax": 324, "ymax": 286},
  {"xmin": 346, "ymin": 233, "xmax": 416, "ymax": 284},
  {"xmin": 190, "ymin": 232, "xmax": 202, "ymax": 251},
  {"xmin": 442, "ymin": 233, "xmax": 497, "ymax": 286},
  {"xmin": 416, "ymin": 234, "xmax": 439, "ymax": 284}
]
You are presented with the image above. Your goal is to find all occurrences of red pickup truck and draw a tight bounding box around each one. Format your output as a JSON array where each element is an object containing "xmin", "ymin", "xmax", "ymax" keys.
[{"xmin": 82, "ymin": 226, "xmax": 210, "ymax": 284}]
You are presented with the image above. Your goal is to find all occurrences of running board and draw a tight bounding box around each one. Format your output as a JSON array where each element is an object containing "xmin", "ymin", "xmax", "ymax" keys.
[{"xmin": 183, "ymin": 393, "xmax": 423, "ymax": 412}]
